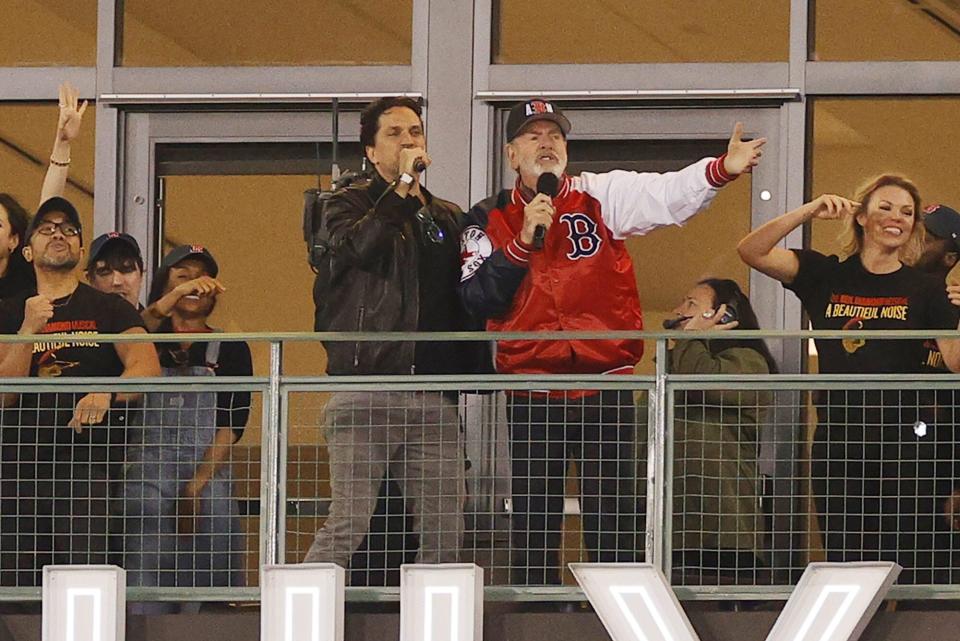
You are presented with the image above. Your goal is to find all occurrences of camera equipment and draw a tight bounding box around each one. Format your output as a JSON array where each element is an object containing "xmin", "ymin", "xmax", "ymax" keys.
[{"xmin": 303, "ymin": 98, "xmax": 369, "ymax": 271}]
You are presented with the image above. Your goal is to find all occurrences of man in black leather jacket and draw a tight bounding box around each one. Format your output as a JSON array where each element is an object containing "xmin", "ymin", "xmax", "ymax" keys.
[{"xmin": 305, "ymin": 97, "xmax": 485, "ymax": 572}]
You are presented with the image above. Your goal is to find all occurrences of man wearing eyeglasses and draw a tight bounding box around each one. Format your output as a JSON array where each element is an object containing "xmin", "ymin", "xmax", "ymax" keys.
[
  {"xmin": 305, "ymin": 97, "xmax": 488, "ymax": 573},
  {"xmin": 0, "ymin": 197, "xmax": 160, "ymax": 587}
]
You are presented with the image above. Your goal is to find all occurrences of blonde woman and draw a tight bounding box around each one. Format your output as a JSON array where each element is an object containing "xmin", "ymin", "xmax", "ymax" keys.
[{"xmin": 738, "ymin": 174, "xmax": 960, "ymax": 584}]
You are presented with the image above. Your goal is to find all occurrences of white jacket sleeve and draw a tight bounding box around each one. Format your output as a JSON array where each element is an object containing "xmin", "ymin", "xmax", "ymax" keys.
[{"xmin": 573, "ymin": 156, "xmax": 731, "ymax": 239}]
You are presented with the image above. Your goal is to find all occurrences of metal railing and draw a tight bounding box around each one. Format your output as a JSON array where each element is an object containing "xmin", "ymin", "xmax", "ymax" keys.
[{"xmin": 2, "ymin": 329, "xmax": 960, "ymax": 602}]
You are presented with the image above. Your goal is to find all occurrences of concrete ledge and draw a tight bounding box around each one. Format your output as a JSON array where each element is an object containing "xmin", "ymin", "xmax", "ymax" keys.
[{"xmin": 2, "ymin": 606, "xmax": 960, "ymax": 640}]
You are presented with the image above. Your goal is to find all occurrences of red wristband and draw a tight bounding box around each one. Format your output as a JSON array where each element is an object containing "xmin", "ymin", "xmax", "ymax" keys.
[{"xmin": 706, "ymin": 153, "xmax": 737, "ymax": 188}]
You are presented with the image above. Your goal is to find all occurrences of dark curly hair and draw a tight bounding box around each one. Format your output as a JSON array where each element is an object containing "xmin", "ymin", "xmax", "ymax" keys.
[{"xmin": 0, "ymin": 194, "xmax": 33, "ymax": 284}]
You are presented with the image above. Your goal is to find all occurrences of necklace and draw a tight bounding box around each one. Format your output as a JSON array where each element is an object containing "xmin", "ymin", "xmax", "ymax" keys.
[{"xmin": 51, "ymin": 289, "xmax": 76, "ymax": 308}]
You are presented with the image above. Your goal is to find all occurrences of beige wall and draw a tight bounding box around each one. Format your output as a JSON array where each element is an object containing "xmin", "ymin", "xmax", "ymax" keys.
[
  {"xmin": 9, "ymin": 0, "xmax": 960, "ymax": 68},
  {"xmin": 814, "ymin": 1, "xmax": 960, "ymax": 61},
  {"xmin": 2, "ymin": 1, "xmax": 97, "ymax": 66},
  {"xmin": 810, "ymin": 98, "xmax": 960, "ymax": 257},
  {"xmin": 121, "ymin": 0, "xmax": 413, "ymax": 66},
  {"xmin": 495, "ymin": 0, "xmax": 789, "ymax": 63},
  {"xmin": 0, "ymin": 103, "xmax": 96, "ymax": 238}
]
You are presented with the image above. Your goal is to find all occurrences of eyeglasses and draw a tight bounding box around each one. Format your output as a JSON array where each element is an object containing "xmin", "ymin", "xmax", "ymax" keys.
[
  {"xmin": 415, "ymin": 207, "xmax": 445, "ymax": 244},
  {"xmin": 34, "ymin": 221, "xmax": 80, "ymax": 237}
]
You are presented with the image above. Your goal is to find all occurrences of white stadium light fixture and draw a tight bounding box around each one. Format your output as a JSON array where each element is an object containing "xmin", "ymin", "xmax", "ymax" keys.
[
  {"xmin": 400, "ymin": 564, "xmax": 483, "ymax": 641},
  {"xmin": 42, "ymin": 565, "xmax": 125, "ymax": 641},
  {"xmin": 261, "ymin": 563, "xmax": 345, "ymax": 641},
  {"xmin": 571, "ymin": 563, "xmax": 699, "ymax": 641},
  {"xmin": 765, "ymin": 562, "xmax": 900, "ymax": 641},
  {"xmin": 572, "ymin": 562, "xmax": 899, "ymax": 641}
]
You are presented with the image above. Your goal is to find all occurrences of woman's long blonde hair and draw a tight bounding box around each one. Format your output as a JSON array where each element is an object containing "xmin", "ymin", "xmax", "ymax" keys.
[{"xmin": 838, "ymin": 173, "xmax": 925, "ymax": 265}]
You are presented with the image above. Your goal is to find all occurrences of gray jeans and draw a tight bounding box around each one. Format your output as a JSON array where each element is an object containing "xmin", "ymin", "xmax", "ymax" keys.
[{"xmin": 304, "ymin": 391, "xmax": 464, "ymax": 569}]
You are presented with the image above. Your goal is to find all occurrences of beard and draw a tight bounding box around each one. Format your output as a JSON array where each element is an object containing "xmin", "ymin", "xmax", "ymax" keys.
[
  {"xmin": 35, "ymin": 251, "xmax": 79, "ymax": 271},
  {"xmin": 518, "ymin": 157, "xmax": 566, "ymax": 182}
]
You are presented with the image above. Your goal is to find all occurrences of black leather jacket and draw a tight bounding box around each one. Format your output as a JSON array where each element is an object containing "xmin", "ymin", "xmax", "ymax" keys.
[{"xmin": 313, "ymin": 173, "xmax": 491, "ymax": 376}]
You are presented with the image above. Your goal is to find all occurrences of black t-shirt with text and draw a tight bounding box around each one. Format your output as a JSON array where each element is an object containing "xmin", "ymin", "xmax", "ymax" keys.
[
  {"xmin": 0, "ymin": 283, "xmax": 146, "ymax": 444},
  {"xmin": 786, "ymin": 250, "xmax": 958, "ymax": 375}
]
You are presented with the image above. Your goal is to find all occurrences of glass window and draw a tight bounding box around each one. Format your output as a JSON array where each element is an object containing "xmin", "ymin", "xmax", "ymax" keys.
[
  {"xmin": 1, "ymin": 1, "xmax": 97, "ymax": 66},
  {"xmin": 121, "ymin": 0, "xmax": 413, "ymax": 66},
  {"xmin": 812, "ymin": 0, "xmax": 960, "ymax": 61},
  {"xmin": 0, "ymin": 103, "xmax": 96, "ymax": 234},
  {"xmin": 808, "ymin": 98, "xmax": 960, "ymax": 257},
  {"xmin": 493, "ymin": 0, "xmax": 789, "ymax": 64}
]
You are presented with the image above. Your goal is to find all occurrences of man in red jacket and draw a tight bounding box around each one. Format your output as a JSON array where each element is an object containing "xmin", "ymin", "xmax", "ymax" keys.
[{"xmin": 459, "ymin": 99, "xmax": 764, "ymax": 584}]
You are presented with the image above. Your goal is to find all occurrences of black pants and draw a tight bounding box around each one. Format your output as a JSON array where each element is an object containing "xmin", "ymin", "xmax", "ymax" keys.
[
  {"xmin": 812, "ymin": 398, "xmax": 960, "ymax": 585},
  {"xmin": 0, "ymin": 445, "xmax": 115, "ymax": 588},
  {"xmin": 508, "ymin": 390, "xmax": 640, "ymax": 585}
]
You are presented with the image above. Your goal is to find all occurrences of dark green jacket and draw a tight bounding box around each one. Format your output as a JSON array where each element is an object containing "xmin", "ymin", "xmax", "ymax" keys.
[{"xmin": 670, "ymin": 339, "xmax": 770, "ymax": 555}]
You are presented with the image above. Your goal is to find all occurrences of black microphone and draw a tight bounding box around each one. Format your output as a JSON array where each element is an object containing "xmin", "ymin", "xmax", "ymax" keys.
[
  {"xmin": 532, "ymin": 172, "xmax": 559, "ymax": 250},
  {"xmin": 662, "ymin": 316, "xmax": 692, "ymax": 330},
  {"xmin": 413, "ymin": 158, "xmax": 427, "ymax": 173}
]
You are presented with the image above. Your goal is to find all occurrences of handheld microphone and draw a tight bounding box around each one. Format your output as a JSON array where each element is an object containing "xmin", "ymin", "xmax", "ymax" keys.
[
  {"xmin": 662, "ymin": 316, "xmax": 692, "ymax": 330},
  {"xmin": 413, "ymin": 158, "xmax": 427, "ymax": 173},
  {"xmin": 533, "ymin": 173, "xmax": 559, "ymax": 250}
]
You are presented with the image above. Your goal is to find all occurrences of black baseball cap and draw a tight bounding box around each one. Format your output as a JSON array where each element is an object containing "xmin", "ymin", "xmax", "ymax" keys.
[
  {"xmin": 88, "ymin": 232, "xmax": 143, "ymax": 269},
  {"xmin": 924, "ymin": 204, "xmax": 960, "ymax": 251},
  {"xmin": 159, "ymin": 244, "xmax": 219, "ymax": 277},
  {"xmin": 505, "ymin": 99, "xmax": 571, "ymax": 142},
  {"xmin": 27, "ymin": 197, "xmax": 83, "ymax": 244},
  {"xmin": 148, "ymin": 244, "xmax": 219, "ymax": 304}
]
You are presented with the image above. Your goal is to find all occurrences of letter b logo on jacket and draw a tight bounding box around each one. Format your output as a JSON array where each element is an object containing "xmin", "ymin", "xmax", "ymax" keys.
[{"xmin": 560, "ymin": 213, "xmax": 603, "ymax": 260}]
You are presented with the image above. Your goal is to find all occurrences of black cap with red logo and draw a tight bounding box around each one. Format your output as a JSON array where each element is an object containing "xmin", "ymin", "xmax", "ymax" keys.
[
  {"xmin": 147, "ymin": 244, "xmax": 219, "ymax": 304},
  {"xmin": 505, "ymin": 99, "xmax": 572, "ymax": 142},
  {"xmin": 158, "ymin": 244, "xmax": 219, "ymax": 278},
  {"xmin": 88, "ymin": 232, "xmax": 143, "ymax": 270},
  {"xmin": 924, "ymin": 203, "xmax": 960, "ymax": 252}
]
